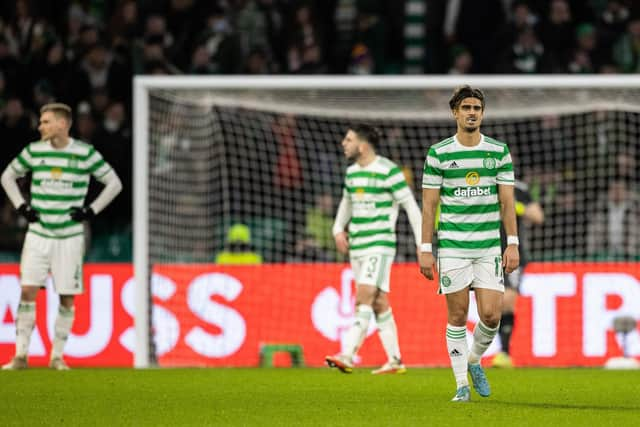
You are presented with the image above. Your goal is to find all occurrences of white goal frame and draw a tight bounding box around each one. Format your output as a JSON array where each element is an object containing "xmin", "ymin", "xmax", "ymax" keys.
[{"xmin": 133, "ymin": 74, "xmax": 640, "ymax": 368}]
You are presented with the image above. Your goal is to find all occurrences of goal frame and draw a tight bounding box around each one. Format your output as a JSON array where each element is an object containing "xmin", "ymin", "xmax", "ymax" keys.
[{"xmin": 133, "ymin": 74, "xmax": 640, "ymax": 368}]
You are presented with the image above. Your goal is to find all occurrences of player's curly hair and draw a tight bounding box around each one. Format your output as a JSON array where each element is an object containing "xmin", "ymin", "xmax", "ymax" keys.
[
  {"xmin": 350, "ymin": 123, "xmax": 381, "ymax": 150},
  {"xmin": 449, "ymin": 85, "xmax": 485, "ymax": 111}
]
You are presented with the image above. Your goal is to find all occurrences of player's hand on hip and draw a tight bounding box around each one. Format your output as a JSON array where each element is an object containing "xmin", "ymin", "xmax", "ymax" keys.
[
  {"xmin": 334, "ymin": 231, "xmax": 349, "ymax": 255},
  {"xmin": 17, "ymin": 203, "xmax": 39, "ymax": 223},
  {"xmin": 502, "ymin": 245, "xmax": 520, "ymax": 274},
  {"xmin": 70, "ymin": 206, "xmax": 95, "ymax": 222},
  {"xmin": 419, "ymin": 252, "xmax": 436, "ymax": 280}
]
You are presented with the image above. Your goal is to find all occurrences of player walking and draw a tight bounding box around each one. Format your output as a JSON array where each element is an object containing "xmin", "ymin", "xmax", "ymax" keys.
[
  {"xmin": 326, "ymin": 124, "xmax": 422, "ymax": 374},
  {"xmin": 420, "ymin": 86, "xmax": 519, "ymax": 401}
]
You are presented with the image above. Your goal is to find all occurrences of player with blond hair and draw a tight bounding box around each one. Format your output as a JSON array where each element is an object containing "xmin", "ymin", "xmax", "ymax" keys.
[{"xmin": 1, "ymin": 103, "xmax": 122, "ymax": 370}]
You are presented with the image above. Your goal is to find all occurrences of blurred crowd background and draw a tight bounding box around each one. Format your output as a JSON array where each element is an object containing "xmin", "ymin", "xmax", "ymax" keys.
[{"xmin": 0, "ymin": 0, "xmax": 639, "ymax": 262}]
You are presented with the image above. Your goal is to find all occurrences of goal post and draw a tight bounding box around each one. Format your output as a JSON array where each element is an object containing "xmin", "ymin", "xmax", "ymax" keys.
[{"xmin": 133, "ymin": 75, "xmax": 640, "ymax": 368}]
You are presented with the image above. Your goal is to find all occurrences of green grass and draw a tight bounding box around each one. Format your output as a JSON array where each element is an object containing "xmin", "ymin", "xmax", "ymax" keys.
[{"xmin": 1, "ymin": 368, "xmax": 638, "ymax": 426}]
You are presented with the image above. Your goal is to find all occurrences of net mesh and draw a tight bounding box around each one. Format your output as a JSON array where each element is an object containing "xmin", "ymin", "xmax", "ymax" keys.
[
  {"xmin": 143, "ymin": 83, "xmax": 640, "ymax": 366},
  {"xmin": 147, "ymin": 86, "xmax": 640, "ymax": 265}
]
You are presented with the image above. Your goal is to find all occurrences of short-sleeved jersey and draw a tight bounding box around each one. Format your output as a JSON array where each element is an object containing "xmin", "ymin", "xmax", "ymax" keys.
[
  {"xmin": 422, "ymin": 134, "xmax": 514, "ymax": 258},
  {"xmin": 344, "ymin": 156, "xmax": 413, "ymax": 258},
  {"xmin": 9, "ymin": 138, "xmax": 113, "ymax": 239}
]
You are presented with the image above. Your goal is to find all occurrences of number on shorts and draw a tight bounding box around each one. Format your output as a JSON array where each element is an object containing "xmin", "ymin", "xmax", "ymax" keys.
[{"xmin": 366, "ymin": 256, "xmax": 378, "ymax": 279}]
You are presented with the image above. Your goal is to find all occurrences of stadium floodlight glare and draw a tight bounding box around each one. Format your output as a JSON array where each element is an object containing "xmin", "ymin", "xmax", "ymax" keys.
[{"xmin": 133, "ymin": 75, "xmax": 640, "ymax": 368}]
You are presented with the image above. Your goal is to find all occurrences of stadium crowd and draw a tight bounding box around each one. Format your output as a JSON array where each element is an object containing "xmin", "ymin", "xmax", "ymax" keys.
[{"xmin": 0, "ymin": 0, "xmax": 639, "ymax": 261}]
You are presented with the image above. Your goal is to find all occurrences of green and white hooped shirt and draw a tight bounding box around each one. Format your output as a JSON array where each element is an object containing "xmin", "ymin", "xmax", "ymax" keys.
[
  {"xmin": 10, "ymin": 138, "xmax": 113, "ymax": 239},
  {"xmin": 343, "ymin": 156, "xmax": 414, "ymax": 258},
  {"xmin": 422, "ymin": 134, "xmax": 515, "ymax": 258}
]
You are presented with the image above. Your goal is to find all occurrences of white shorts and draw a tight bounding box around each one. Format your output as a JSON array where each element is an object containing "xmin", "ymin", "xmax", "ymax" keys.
[
  {"xmin": 20, "ymin": 232, "xmax": 85, "ymax": 295},
  {"xmin": 437, "ymin": 256, "xmax": 504, "ymax": 295},
  {"xmin": 351, "ymin": 253, "xmax": 393, "ymax": 292}
]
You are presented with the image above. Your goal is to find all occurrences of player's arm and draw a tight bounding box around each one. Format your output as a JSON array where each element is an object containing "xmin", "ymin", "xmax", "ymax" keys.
[
  {"xmin": 420, "ymin": 188, "xmax": 439, "ymax": 280},
  {"xmin": 420, "ymin": 147, "xmax": 442, "ymax": 280},
  {"xmin": 90, "ymin": 169, "xmax": 123, "ymax": 214},
  {"xmin": 332, "ymin": 189, "xmax": 351, "ymax": 255},
  {"xmin": 398, "ymin": 195, "xmax": 422, "ymax": 260},
  {"xmin": 71, "ymin": 169, "xmax": 122, "ymax": 221},
  {"xmin": 516, "ymin": 183, "xmax": 544, "ymax": 225},
  {"xmin": 498, "ymin": 183, "xmax": 520, "ymax": 273},
  {"xmin": 389, "ymin": 167, "xmax": 422, "ymax": 259},
  {"xmin": 1, "ymin": 152, "xmax": 39, "ymax": 223},
  {"xmin": 523, "ymin": 201, "xmax": 544, "ymax": 225}
]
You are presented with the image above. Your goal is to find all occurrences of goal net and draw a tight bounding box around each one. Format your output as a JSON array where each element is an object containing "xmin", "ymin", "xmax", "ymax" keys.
[{"xmin": 133, "ymin": 76, "xmax": 640, "ymax": 367}]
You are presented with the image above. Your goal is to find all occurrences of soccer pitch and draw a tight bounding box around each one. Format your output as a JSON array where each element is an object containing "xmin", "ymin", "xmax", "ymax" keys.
[{"xmin": 1, "ymin": 368, "xmax": 638, "ymax": 426}]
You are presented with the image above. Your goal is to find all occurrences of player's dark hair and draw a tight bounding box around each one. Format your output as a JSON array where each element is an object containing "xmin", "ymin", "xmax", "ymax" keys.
[
  {"xmin": 449, "ymin": 85, "xmax": 485, "ymax": 111},
  {"xmin": 41, "ymin": 102, "xmax": 73, "ymax": 124},
  {"xmin": 350, "ymin": 123, "xmax": 381, "ymax": 150}
]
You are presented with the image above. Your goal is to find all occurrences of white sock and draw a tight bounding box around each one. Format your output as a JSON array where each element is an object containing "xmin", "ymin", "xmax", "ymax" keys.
[
  {"xmin": 342, "ymin": 304, "xmax": 373, "ymax": 359},
  {"xmin": 376, "ymin": 308, "xmax": 401, "ymax": 363},
  {"xmin": 15, "ymin": 301, "xmax": 36, "ymax": 357},
  {"xmin": 51, "ymin": 306, "xmax": 75, "ymax": 359},
  {"xmin": 468, "ymin": 320, "xmax": 499, "ymax": 365},
  {"xmin": 446, "ymin": 324, "xmax": 469, "ymax": 388}
]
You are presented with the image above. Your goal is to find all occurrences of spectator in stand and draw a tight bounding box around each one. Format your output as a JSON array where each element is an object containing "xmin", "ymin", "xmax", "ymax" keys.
[
  {"xmin": 196, "ymin": 8, "xmax": 243, "ymax": 74},
  {"xmin": 613, "ymin": 16, "xmax": 640, "ymax": 72},
  {"xmin": 536, "ymin": 0, "xmax": 577, "ymax": 72},
  {"xmin": 73, "ymin": 101, "xmax": 95, "ymax": 144},
  {"xmin": 215, "ymin": 223, "xmax": 263, "ymax": 265},
  {"xmin": 597, "ymin": 0, "xmax": 630, "ymax": 53},
  {"xmin": 189, "ymin": 43, "xmax": 216, "ymax": 74},
  {"xmin": 305, "ymin": 192, "xmax": 341, "ymax": 262},
  {"xmin": 505, "ymin": 27, "xmax": 546, "ymax": 73},
  {"xmin": 443, "ymin": 0, "xmax": 507, "ymax": 73},
  {"xmin": 503, "ymin": 1, "xmax": 539, "ymax": 47},
  {"xmin": 287, "ymin": 4, "xmax": 325, "ymax": 73},
  {"xmin": 586, "ymin": 175, "xmax": 640, "ymax": 259},
  {"xmin": 92, "ymin": 102, "xmax": 131, "ymax": 226},
  {"xmin": 569, "ymin": 23, "xmax": 610, "ymax": 73},
  {"xmin": 448, "ymin": 44, "xmax": 473, "ymax": 75},
  {"xmin": 0, "ymin": 97, "xmax": 38, "ymax": 172},
  {"xmin": 244, "ymin": 47, "xmax": 272, "ymax": 74}
]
